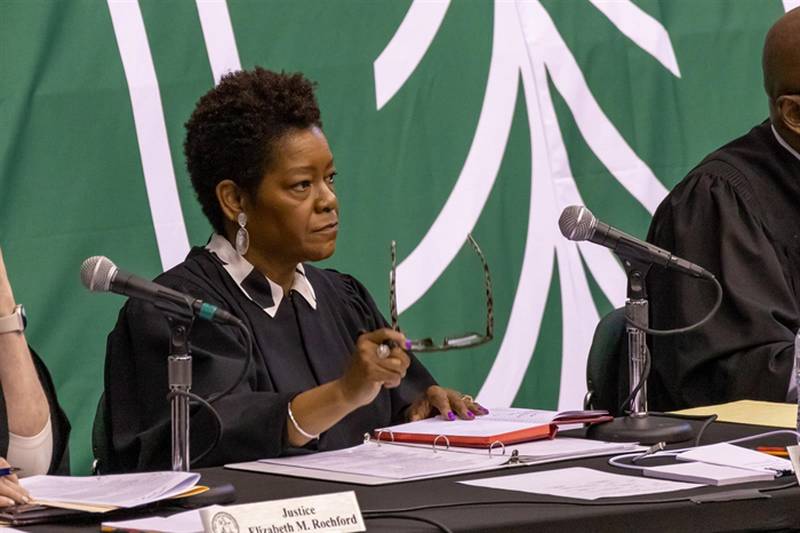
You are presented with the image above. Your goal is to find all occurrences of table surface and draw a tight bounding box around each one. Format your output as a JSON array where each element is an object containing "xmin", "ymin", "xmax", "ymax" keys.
[{"xmin": 18, "ymin": 419, "xmax": 800, "ymax": 532}]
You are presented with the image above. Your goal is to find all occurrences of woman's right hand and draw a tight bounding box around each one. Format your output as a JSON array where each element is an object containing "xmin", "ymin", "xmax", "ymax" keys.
[
  {"xmin": 0, "ymin": 458, "xmax": 30, "ymax": 507},
  {"xmin": 337, "ymin": 328, "xmax": 410, "ymax": 409}
]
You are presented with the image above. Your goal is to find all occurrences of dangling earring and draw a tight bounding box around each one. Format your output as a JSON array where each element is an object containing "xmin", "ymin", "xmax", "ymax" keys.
[{"xmin": 235, "ymin": 212, "xmax": 249, "ymax": 255}]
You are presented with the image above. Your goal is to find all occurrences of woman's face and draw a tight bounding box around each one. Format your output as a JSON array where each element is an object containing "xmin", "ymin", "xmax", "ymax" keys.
[{"xmin": 244, "ymin": 126, "xmax": 339, "ymax": 267}]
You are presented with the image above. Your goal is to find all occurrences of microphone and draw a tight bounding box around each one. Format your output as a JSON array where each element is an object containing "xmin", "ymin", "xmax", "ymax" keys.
[
  {"xmin": 558, "ymin": 205, "xmax": 714, "ymax": 280},
  {"xmin": 80, "ymin": 256, "xmax": 241, "ymax": 326}
]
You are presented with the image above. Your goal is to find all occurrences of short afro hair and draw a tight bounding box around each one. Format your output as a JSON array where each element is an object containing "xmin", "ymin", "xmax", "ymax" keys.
[{"xmin": 184, "ymin": 67, "xmax": 322, "ymax": 234}]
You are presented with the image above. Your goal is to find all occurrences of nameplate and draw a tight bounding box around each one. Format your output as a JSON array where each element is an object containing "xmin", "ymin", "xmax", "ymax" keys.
[
  {"xmin": 787, "ymin": 444, "xmax": 800, "ymax": 484},
  {"xmin": 200, "ymin": 490, "xmax": 365, "ymax": 533}
]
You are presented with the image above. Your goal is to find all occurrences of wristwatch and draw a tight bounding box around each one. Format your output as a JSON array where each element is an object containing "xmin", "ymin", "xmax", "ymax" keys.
[{"xmin": 0, "ymin": 304, "xmax": 26, "ymax": 334}]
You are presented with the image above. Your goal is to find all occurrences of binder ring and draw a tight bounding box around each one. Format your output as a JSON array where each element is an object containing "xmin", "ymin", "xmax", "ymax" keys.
[
  {"xmin": 374, "ymin": 429, "xmax": 395, "ymax": 445},
  {"xmin": 432, "ymin": 434, "xmax": 451, "ymax": 453},
  {"xmin": 488, "ymin": 440, "xmax": 506, "ymax": 457}
]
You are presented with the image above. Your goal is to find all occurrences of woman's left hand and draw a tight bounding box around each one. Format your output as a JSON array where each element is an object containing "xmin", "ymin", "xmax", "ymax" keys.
[{"xmin": 405, "ymin": 385, "xmax": 489, "ymax": 422}]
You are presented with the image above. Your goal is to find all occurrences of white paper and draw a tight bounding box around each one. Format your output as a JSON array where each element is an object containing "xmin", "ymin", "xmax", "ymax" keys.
[
  {"xmin": 21, "ymin": 471, "xmax": 200, "ymax": 508},
  {"xmin": 676, "ymin": 443, "xmax": 794, "ymax": 474},
  {"xmin": 461, "ymin": 466, "xmax": 700, "ymax": 500},
  {"xmin": 787, "ymin": 444, "xmax": 800, "ymax": 485},
  {"xmin": 643, "ymin": 462, "xmax": 775, "ymax": 485},
  {"xmin": 260, "ymin": 443, "xmax": 508, "ymax": 480},
  {"xmin": 375, "ymin": 417, "xmax": 538, "ymax": 438},
  {"xmin": 393, "ymin": 436, "xmax": 640, "ymax": 460},
  {"xmin": 102, "ymin": 508, "xmax": 203, "ymax": 533}
]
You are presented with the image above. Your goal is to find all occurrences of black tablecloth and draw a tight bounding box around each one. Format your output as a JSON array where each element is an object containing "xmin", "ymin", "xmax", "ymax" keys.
[{"xmin": 19, "ymin": 419, "xmax": 800, "ymax": 532}]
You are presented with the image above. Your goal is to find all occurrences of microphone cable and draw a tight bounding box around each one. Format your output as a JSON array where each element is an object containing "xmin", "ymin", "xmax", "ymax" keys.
[
  {"xmin": 625, "ymin": 274, "xmax": 724, "ymax": 336},
  {"xmin": 167, "ymin": 315, "xmax": 254, "ymax": 468}
]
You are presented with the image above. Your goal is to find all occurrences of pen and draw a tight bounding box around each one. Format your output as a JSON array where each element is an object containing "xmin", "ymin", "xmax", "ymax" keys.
[
  {"xmin": 756, "ymin": 446, "xmax": 789, "ymax": 457},
  {"xmin": 0, "ymin": 467, "xmax": 21, "ymax": 476},
  {"xmin": 756, "ymin": 448, "xmax": 789, "ymax": 458},
  {"xmin": 632, "ymin": 441, "xmax": 666, "ymax": 463}
]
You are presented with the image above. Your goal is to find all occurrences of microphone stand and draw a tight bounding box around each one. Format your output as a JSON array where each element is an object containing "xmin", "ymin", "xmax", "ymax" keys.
[
  {"xmin": 166, "ymin": 316, "xmax": 193, "ymax": 471},
  {"xmin": 587, "ymin": 257, "xmax": 693, "ymax": 444}
]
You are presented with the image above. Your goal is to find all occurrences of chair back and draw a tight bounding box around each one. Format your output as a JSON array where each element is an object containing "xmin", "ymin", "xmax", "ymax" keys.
[{"xmin": 584, "ymin": 307, "xmax": 630, "ymax": 416}]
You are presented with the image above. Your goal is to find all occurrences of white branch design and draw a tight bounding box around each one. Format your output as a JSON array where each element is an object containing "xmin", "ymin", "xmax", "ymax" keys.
[
  {"xmin": 196, "ymin": 0, "xmax": 242, "ymax": 84},
  {"xmin": 373, "ymin": 0, "xmax": 451, "ymax": 110},
  {"xmin": 108, "ymin": 0, "xmax": 190, "ymax": 270},
  {"xmin": 375, "ymin": 0, "xmax": 680, "ymax": 408},
  {"xmin": 590, "ymin": 0, "xmax": 681, "ymax": 78}
]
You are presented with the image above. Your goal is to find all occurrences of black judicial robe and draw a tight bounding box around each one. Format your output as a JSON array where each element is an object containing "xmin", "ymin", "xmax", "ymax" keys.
[
  {"xmin": 103, "ymin": 247, "xmax": 437, "ymax": 471},
  {"xmin": 647, "ymin": 121, "xmax": 800, "ymax": 410},
  {"xmin": 0, "ymin": 348, "xmax": 70, "ymax": 474}
]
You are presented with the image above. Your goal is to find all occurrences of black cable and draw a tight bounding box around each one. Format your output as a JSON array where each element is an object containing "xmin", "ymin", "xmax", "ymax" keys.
[
  {"xmin": 165, "ymin": 390, "xmax": 223, "ymax": 467},
  {"xmin": 206, "ymin": 320, "xmax": 253, "ymax": 403},
  {"xmin": 626, "ymin": 275, "xmax": 723, "ymax": 336},
  {"xmin": 364, "ymin": 514, "xmax": 453, "ymax": 532},
  {"xmin": 618, "ymin": 345, "xmax": 652, "ymax": 414},
  {"xmin": 162, "ymin": 320, "xmax": 252, "ymax": 466},
  {"xmin": 647, "ymin": 412, "xmax": 718, "ymax": 447}
]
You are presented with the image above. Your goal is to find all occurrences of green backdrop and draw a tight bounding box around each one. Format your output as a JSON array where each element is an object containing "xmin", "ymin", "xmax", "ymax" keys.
[{"xmin": 0, "ymin": 0, "xmax": 791, "ymax": 473}]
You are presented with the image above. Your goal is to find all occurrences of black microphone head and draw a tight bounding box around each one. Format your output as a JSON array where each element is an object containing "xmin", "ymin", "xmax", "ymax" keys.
[
  {"xmin": 80, "ymin": 256, "xmax": 117, "ymax": 292},
  {"xmin": 559, "ymin": 205, "xmax": 597, "ymax": 241}
]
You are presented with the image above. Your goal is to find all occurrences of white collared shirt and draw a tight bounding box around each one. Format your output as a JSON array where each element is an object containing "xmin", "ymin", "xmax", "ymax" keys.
[
  {"xmin": 772, "ymin": 124, "xmax": 800, "ymax": 163},
  {"xmin": 205, "ymin": 234, "xmax": 317, "ymax": 318}
]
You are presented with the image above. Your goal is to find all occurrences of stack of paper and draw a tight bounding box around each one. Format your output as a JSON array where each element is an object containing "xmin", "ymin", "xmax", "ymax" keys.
[
  {"xmin": 642, "ymin": 463, "xmax": 774, "ymax": 486},
  {"xmin": 671, "ymin": 400, "xmax": 796, "ymax": 428},
  {"xmin": 676, "ymin": 443, "xmax": 793, "ymax": 474},
  {"xmin": 460, "ymin": 467, "xmax": 700, "ymax": 499},
  {"xmin": 21, "ymin": 471, "xmax": 202, "ymax": 513},
  {"xmin": 226, "ymin": 436, "xmax": 641, "ymax": 485}
]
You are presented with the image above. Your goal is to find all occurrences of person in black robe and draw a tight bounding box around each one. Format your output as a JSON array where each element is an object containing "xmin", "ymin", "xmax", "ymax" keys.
[
  {"xmin": 646, "ymin": 8, "xmax": 800, "ymax": 410},
  {"xmin": 100, "ymin": 68, "xmax": 486, "ymax": 472},
  {"xmin": 0, "ymin": 247, "xmax": 70, "ymax": 505}
]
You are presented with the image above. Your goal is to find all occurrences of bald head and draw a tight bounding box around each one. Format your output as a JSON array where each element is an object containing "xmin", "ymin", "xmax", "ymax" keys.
[
  {"xmin": 763, "ymin": 8, "xmax": 800, "ymax": 100},
  {"xmin": 764, "ymin": 8, "xmax": 800, "ymax": 144}
]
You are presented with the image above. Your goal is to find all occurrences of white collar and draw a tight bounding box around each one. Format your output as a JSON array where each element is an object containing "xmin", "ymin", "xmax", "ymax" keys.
[
  {"xmin": 205, "ymin": 234, "xmax": 317, "ymax": 318},
  {"xmin": 772, "ymin": 124, "xmax": 800, "ymax": 162}
]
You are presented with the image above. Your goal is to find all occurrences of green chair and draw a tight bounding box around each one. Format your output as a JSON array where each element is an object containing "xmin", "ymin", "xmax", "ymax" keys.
[{"xmin": 584, "ymin": 307, "xmax": 630, "ymax": 417}]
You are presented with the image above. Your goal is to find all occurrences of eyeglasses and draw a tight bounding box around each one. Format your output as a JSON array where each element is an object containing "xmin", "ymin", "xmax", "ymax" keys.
[{"xmin": 390, "ymin": 234, "xmax": 494, "ymax": 352}]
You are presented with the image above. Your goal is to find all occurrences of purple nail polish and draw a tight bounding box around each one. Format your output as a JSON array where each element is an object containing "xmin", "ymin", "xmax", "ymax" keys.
[
  {"xmin": 467, "ymin": 412, "xmax": 475, "ymax": 419},
  {"xmin": 404, "ymin": 340, "xmax": 412, "ymax": 350},
  {"xmin": 481, "ymin": 407, "xmax": 490, "ymax": 414},
  {"xmin": 447, "ymin": 411, "xmax": 456, "ymax": 421}
]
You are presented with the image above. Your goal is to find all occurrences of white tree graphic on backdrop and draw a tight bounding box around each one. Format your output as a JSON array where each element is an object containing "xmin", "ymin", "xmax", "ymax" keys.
[
  {"xmin": 374, "ymin": 0, "xmax": 678, "ymax": 409},
  {"xmin": 108, "ymin": 0, "xmax": 799, "ymax": 409}
]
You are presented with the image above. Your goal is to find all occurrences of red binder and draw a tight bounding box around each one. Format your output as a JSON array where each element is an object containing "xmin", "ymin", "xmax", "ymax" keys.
[{"xmin": 374, "ymin": 410, "xmax": 612, "ymax": 449}]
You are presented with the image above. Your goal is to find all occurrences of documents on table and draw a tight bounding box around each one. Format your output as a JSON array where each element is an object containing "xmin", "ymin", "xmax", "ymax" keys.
[
  {"xmin": 373, "ymin": 407, "xmax": 611, "ymax": 447},
  {"xmin": 226, "ymin": 437, "xmax": 641, "ymax": 485},
  {"xmin": 676, "ymin": 443, "xmax": 794, "ymax": 473},
  {"xmin": 257, "ymin": 441, "xmax": 510, "ymax": 482},
  {"xmin": 460, "ymin": 466, "xmax": 701, "ymax": 500},
  {"xmin": 399, "ymin": 436, "xmax": 642, "ymax": 462},
  {"xmin": 21, "ymin": 471, "xmax": 201, "ymax": 512},
  {"xmin": 642, "ymin": 462, "xmax": 775, "ymax": 486},
  {"xmin": 671, "ymin": 400, "xmax": 796, "ymax": 429}
]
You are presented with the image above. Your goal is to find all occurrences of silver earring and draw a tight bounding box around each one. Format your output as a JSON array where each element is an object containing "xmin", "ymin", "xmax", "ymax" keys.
[{"xmin": 235, "ymin": 212, "xmax": 249, "ymax": 255}]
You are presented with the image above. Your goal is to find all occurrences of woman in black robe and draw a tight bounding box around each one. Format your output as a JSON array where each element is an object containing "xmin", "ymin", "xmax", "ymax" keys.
[{"xmin": 101, "ymin": 68, "xmax": 485, "ymax": 472}]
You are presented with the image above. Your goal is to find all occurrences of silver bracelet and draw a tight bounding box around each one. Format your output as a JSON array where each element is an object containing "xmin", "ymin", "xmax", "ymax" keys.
[{"xmin": 287, "ymin": 401, "xmax": 319, "ymax": 440}]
